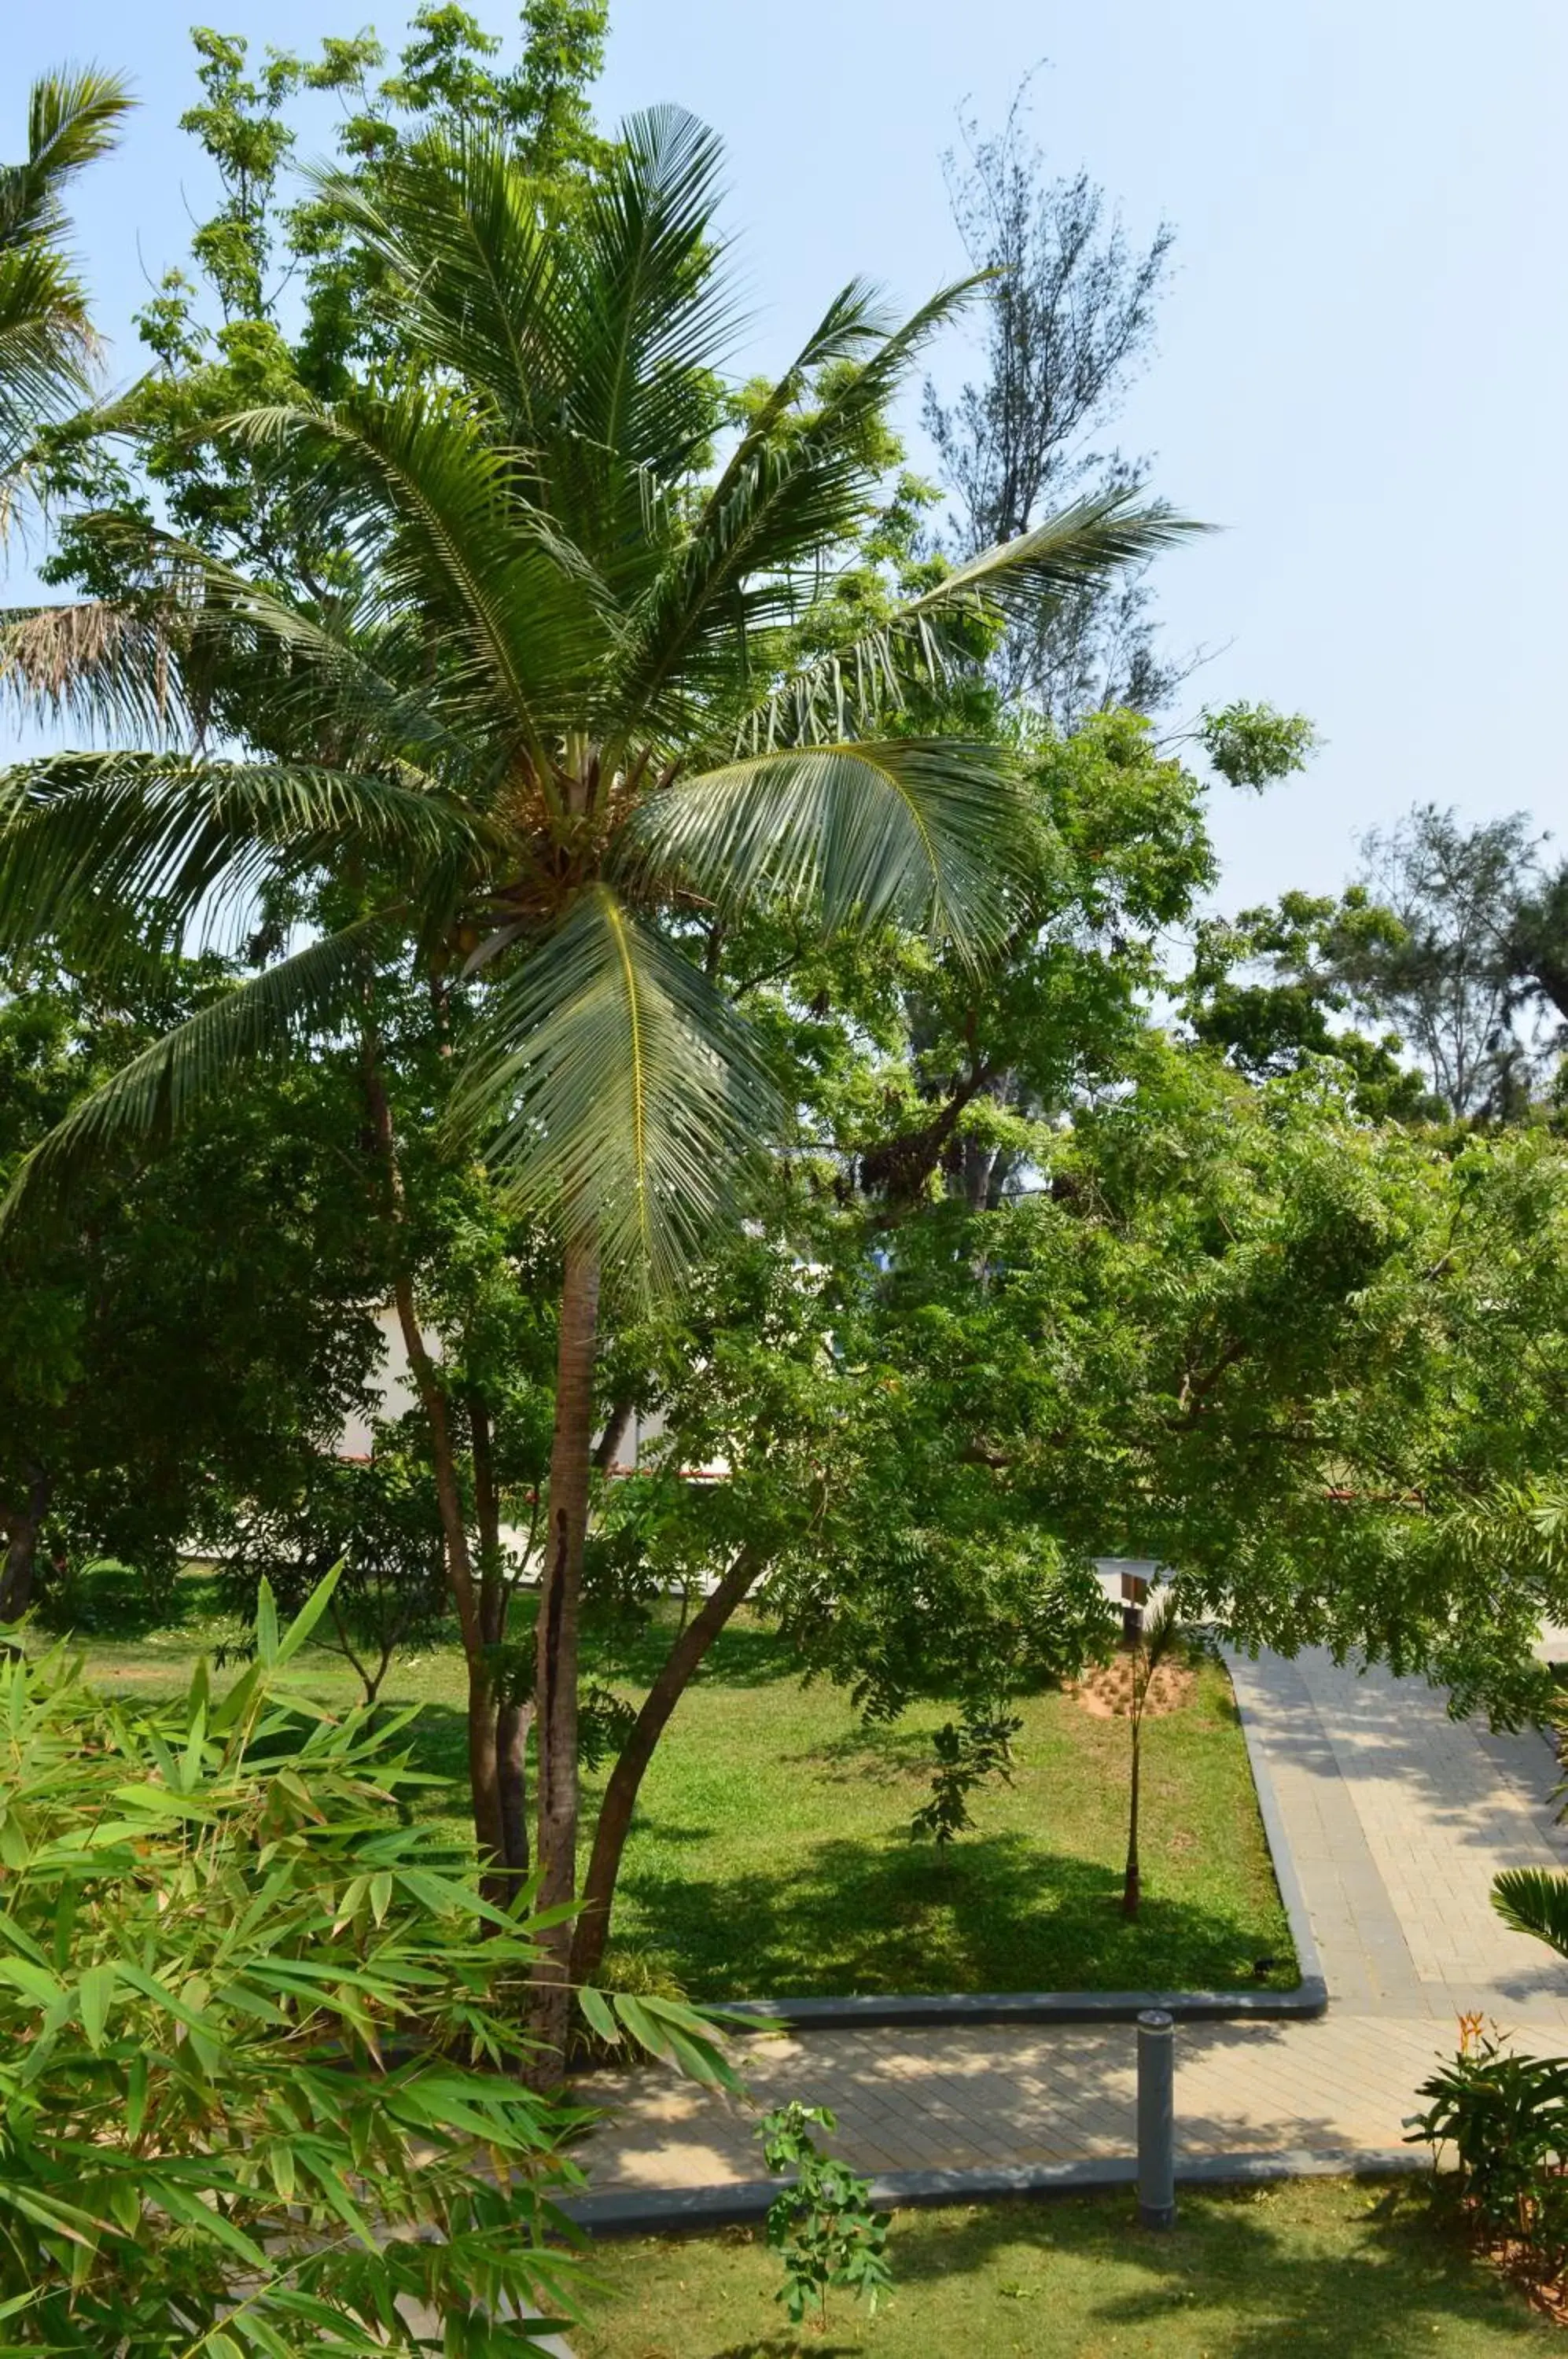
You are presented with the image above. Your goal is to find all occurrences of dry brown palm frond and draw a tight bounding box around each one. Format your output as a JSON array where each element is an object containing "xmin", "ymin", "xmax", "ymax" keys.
[{"xmin": 0, "ymin": 598, "xmax": 193, "ymax": 743}]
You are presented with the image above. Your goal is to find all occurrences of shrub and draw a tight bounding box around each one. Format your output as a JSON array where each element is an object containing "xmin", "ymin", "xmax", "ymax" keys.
[
  {"xmin": 1410, "ymin": 2021, "xmax": 1568, "ymax": 2277},
  {"xmin": 0, "ymin": 1574, "xmax": 725, "ymax": 2352}
]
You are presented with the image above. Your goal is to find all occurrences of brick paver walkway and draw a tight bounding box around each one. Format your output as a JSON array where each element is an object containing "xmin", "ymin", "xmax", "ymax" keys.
[{"xmin": 574, "ymin": 1647, "xmax": 1568, "ymax": 2192}]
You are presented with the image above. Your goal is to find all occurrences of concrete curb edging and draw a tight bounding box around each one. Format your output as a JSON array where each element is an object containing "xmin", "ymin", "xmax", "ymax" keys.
[
  {"xmin": 720, "ymin": 1979, "xmax": 1327, "ymax": 2033},
  {"xmin": 1224, "ymin": 1646, "xmax": 1327, "ymax": 1999},
  {"xmin": 560, "ymin": 2145, "xmax": 1429, "ymax": 2236},
  {"xmin": 701, "ymin": 1650, "xmax": 1327, "ymax": 2036}
]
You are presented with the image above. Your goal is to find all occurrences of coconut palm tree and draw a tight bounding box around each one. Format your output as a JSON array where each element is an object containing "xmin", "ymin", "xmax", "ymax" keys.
[
  {"xmin": 0, "ymin": 107, "xmax": 1196, "ymax": 2062},
  {"xmin": 0, "ymin": 68, "xmax": 167, "ymax": 738},
  {"xmin": 0, "ymin": 66, "xmax": 131, "ymax": 502}
]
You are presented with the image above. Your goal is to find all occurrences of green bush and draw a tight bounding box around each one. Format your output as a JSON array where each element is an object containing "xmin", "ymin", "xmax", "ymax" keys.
[
  {"xmin": 1410, "ymin": 2024, "xmax": 1568, "ymax": 2274},
  {"xmin": 0, "ymin": 1575, "xmax": 713, "ymax": 2352}
]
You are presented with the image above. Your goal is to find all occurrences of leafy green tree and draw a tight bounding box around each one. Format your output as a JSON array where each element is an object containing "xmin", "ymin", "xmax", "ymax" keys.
[
  {"xmin": 216, "ymin": 1442, "xmax": 447, "ymax": 1706},
  {"xmin": 1348, "ymin": 804, "xmax": 1549, "ymax": 1117},
  {"xmin": 0, "ymin": 103, "xmax": 1189, "ymax": 2067},
  {"xmin": 568, "ymin": 1187, "xmax": 1117, "ymax": 1982},
  {"xmin": 0, "ymin": 950, "xmax": 388, "ymax": 1619},
  {"xmin": 877, "ymin": 1045, "xmax": 1568, "ymax": 1724},
  {"xmin": 810, "ymin": 703, "xmax": 1314, "ymax": 1212},
  {"xmin": 1507, "ymin": 856, "xmax": 1568, "ymax": 1040},
  {"xmin": 1180, "ymin": 886, "xmax": 1445, "ymax": 1121}
]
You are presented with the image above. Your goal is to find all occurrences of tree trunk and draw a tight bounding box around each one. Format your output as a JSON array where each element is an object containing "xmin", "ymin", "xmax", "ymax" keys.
[
  {"xmin": 498, "ymin": 1696, "xmax": 532, "ymax": 1879},
  {"xmin": 0, "ymin": 1463, "xmax": 49, "ymax": 1621},
  {"xmin": 469, "ymin": 1390, "xmax": 532, "ymax": 1890},
  {"xmin": 592, "ymin": 1397, "xmax": 636, "ymax": 1476},
  {"xmin": 1122, "ymin": 1726, "xmax": 1142, "ymax": 1919},
  {"xmin": 361, "ymin": 1028, "xmax": 506, "ymax": 1886},
  {"xmin": 570, "ymin": 1547, "xmax": 760, "ymax": 1988},
  {"xmin": 530, "ymin": 1232, "xmax": 601, "ymax": 2075}
]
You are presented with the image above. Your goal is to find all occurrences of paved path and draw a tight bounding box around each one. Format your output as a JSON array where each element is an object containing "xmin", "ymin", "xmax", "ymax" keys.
[{"xmin": 573, "ymin": 1648, "xmax": 1568, "ymax": 2194}]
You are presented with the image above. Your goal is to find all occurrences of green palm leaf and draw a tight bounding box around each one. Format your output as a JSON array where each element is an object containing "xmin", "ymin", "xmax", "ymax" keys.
[
  {"xmin": 617, "ymin": 738, "xmax": 1029, "ymax": 957},
  {"xmin": 1493, "ymin": 1867, "xmax": 1568, "ymax": 1962},
  {"xmin": 0, "ymin": 911, "xmax": 401, "ymax": 1231},
  {"xmin": 0, "ymin": 753, "xmax": 483, "ymax": 956},
  {"xmin": 223, "ymin": 385, "xmax": 619, "ymax": 756},
  {"xmin": 615, "ymin": 275, "xmax": 983, "ymax": 738},
  {"xmin": 744, "ymin": 484, "xmax": 1207, "ymax": 746},
  {"xmin": 311, "ymin": 107, "xmax": 735, "ymax": 595},
  {"xmin": 447, "ymin": 884, "xmax": 781, "ymax": 1285},
  {"xmin": 0, "ymin": 69, "xmax": 132, "ymax": 465}
]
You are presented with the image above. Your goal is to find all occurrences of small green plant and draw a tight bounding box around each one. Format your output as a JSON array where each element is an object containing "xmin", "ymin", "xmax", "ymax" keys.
[
  {"xmin": 756, "ymin": 2101, "xmax": 893, "ymax": 2331},
  {"xmin": 911, "ymin": 1704, "xmax": 1023, "ymax": 1844}
]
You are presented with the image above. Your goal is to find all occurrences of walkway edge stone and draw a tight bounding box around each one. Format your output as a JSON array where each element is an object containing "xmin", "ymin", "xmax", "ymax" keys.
[
  {"xmin": 717, "ymin": 1979, "xmax": 1327, "ymax": 2031},
  {"xmin": 561, "ymin": 2145, "xmax": 1427, "ymax": 2236},
  {"xmin": 1224, "ymin": 1645, "xmax": 1328, "ymax": 1998},
  {"xmin": 704, "ymin": 1652, "xmax": 1327, "ymax": 2036}
]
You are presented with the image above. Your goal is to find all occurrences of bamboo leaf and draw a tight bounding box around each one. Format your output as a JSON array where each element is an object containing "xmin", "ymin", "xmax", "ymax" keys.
[
  {"xmin": 78, "ymin": 1963, "xmax": 115, "ymax": 2050},
  {"xmin": 272, "ymin": 1563, "xmax": 342, "ymax": 1666}
]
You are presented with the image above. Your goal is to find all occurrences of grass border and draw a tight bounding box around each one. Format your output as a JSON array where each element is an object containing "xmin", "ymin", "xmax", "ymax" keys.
[
  {"xmin": 560, "ymin": 2146, "xmax": 1426, "ymax": 2236},
  {"xmin": 704, "ymin": 1647, "xmax": 1327, "ymax": 2033}
]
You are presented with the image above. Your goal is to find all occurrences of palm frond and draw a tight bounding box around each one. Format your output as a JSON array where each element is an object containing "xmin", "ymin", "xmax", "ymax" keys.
[
  {"xmin": 0, "ymin": 752, "xmax": 484, "ymax": 958},
  {"xmin": 616, "ymin": 737, "xmax": 1029, "ymax": 959},
  {"xmin": 743, "ymin": 485, "xmax": 1209, "ymax": 747},
  {"xmin": 305, "ymin": 129, "xmax": 560, "ymax": 450},
  {"xmin": 221, "ymin": 388, "xmax": 619, "ymax": 754},
  {"xmin": 910, "ymin": 486, "xmax": 1208, "ymax": 622},
  {"xmin": 9, "ymin": 71, "xmax": 134, "ymax": 241},
  {"xmin": 614, "ymin": 275, "xmax": 984, "ymax": 738},
  {"xmin": 0, "ymin": 601, "xmax": 190, "ymax": 742},
  {"xmin": 309, "ymin": 108, "xmax": 734, "ymax": 601},
  {"xmin": 1493, "ymin": 1868, "xmax": 1568, "ymax": 1962},
  {"xmin": 62, "ymin": 512, "xmax": 493, "ymax": 781},
  {"xmin": 0, "ymin": 911, "xmax": 399, "ymax": 1234},
  {"xmin": 561, "ymin": 105, "xmax": 740, "ymax": 473},
  {"xmin": 1139, "ymin": 1588, "xmax": 1183, "ymax": 1672},
  {"xmin": 0, "ymin": 70, "xmax": 132, "ymax": 442},
  {"xmin": 446, "ymin": 884, "xmax": 781, "ymax": 1286}
]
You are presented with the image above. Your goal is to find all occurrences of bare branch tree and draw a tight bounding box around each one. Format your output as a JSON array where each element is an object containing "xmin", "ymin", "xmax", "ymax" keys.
[{"xmin": 923, "ymin": 86, "xmax": 1178, "ymax": 723}]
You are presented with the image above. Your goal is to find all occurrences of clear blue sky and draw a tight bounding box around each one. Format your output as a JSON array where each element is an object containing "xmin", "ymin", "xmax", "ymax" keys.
[{"xmin": 9, "ymin": 0, "xmax": 1567, "ymax": 911}]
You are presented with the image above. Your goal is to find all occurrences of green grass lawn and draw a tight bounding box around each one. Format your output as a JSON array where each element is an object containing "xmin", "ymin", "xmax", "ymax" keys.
[
  {"xmin": 574, "ymin": 2180, "xmax": 1548, "ymax": 2358},
  {"xmin": 72, "ymin": 1583, "xmax": 1294, "ymax": 2000}
]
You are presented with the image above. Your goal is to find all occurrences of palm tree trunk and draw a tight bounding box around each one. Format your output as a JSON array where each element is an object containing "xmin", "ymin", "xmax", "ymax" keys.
[
  {"xmin": 570, "ymin": 1546, "xmax": 760, "ymax": 1987},
  {"xmin": 1122, "ymin": 1722, "xmax": 1143, "ymax": 1919},
  {"xmin": 531, "ymin": 1232, "xmax": 601, "ymax": 2074}
]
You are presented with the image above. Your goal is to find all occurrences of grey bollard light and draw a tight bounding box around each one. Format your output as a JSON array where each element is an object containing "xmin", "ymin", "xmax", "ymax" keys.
[{"xmin": 1136, "ymin": 2008, "xmax": 1177, "ymax": 2230}]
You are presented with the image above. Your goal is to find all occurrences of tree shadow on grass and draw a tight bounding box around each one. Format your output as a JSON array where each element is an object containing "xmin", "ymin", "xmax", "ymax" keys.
[
  {"xmin": 670, "ymin": 2189, "xmax": 1538, "ymax": 2359},
  {"xmin": 583, "ymin": 1613, "xmax": 801, "ymax": 1693},
  {"xmin": 806, "ymin": 1721, "xmax": 934, "ymax": 1785},
  {"xmin": 866, "ymin": 2182, "xmax": 1542, "ymax": 2357},
  {"xmin": 613, "ymin": 1827, "xmax": 1287, "ymax": 2002}
]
